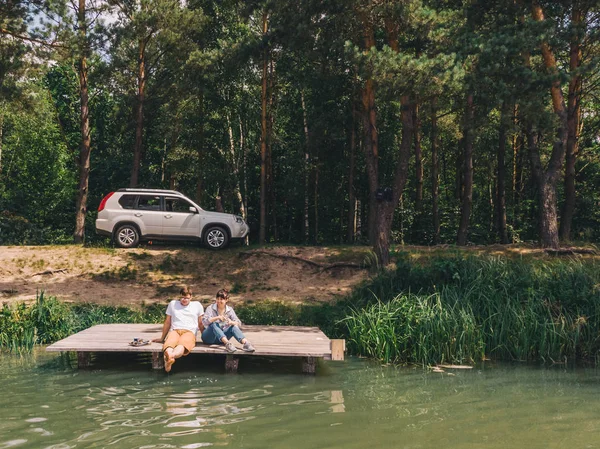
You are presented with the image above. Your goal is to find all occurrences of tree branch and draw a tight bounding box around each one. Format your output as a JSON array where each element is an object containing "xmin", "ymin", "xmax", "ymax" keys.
[{"xmin": 0, "ymin": 28, "xmax": 66, "ymax": 48}]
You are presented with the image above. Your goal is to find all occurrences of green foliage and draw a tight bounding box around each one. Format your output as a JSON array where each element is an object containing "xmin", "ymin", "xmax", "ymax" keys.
[
  {"xmin": 342, "ymin": 254, "xmax": 600, "ymax": 365},
  {"xmin": 69, "ymin": 303, "xmax": 159, "ymax": 331},
  {"xmin": 31, "ymin": 291, "xmax": 76, "ymax": 344},
  {"xmin": 0, "ymin": 294, "xmax": 165, "ymax": 353},
  {"xmin": 0, "ymin": 211, "xmax": 45, "ymax": 245},
  {"xmin": 343, "ymin": 294, "xmax": 483, "ymax": 365},
  {"xmin": 157, "ymin": 254, "xmax": 185, "ymax": 273},
  {"xmin": 0, "ymin": 83, "xmax": 76, "ymax": 244},
  {"xmin": 236, "ymin": 301, "xmax": 347, "ymax": 337},
  {"xmin": 0, "ymin": 302, "xmax": 36, "ymax": 353},
  {"xmin": 2, "ymin": 0, "xmax": 600, "ymax": 247}
]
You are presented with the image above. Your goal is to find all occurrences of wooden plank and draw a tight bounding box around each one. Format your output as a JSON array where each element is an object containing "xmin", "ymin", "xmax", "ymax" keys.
[
  {"xmin": 46, "ymin": 324, "xmax": 345, "ymax": 363},
  {"xmin": 330, "ymin": 339, "xmax": 345, "ymax": 361}
]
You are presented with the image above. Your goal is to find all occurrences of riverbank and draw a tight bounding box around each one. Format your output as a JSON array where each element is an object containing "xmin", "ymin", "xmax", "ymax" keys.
[
  {"xmin": 0, "ymin": 244, "xmax": 372, "ymax": 305},
  {"xmin": 3, "ymin": 248, "xmax": 600, "ymax": 366},
  {"xmin": 2, "ymin": 243, "xmax": 595, "ymax": 306}
]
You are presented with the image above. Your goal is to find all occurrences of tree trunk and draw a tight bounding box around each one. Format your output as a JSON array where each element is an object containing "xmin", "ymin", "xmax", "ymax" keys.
[
  {"xmin": 240, "ymin": 117, "xmax": 247, "ymax": 215},
  {"xmin": 161, "ymin": 137, "xmax": 166, "ymax": 183},
  {"xmin": 259, "ymin": 11, "xmax": 268, "ymax": 244},
  {"xmin": 414, "ymin": 102, "xmax": 423, "ymax": 213},
  {"xmin": 512, "ymin": 105, "xmax": 520, "ymax": 203},
  {"xmin": 559, "ymin": 5, "xmax": 583, "ymax": 242},
  {"xmin": 267, "ymin": 57, "xmax": 277, "ymax": 241},
  {"xmin": 314, "ymin": 156, "xmax": 319, "ymax": 244},
  {"xmin": 369, "ymin": 20, "xmax": 414, "ymax": 265},
  {"xmin": 374, "ymin": 96, "xmax": 414, "ymax": 265},
  {"xmin": 496, "ymin": 101, "xmax": 510, "ymax": 244},
  {"xmin": 355, "ymin": 198, "xmax": 362, "ymax": 239},
  {"xmin": 347, "ymin": 101, "xmax": 357, "ymax": 243},
  {"xmin": 530, "ymin": 1, "xmax": 569, "ymax": 249},
  {"xmin": 301, "ymin": 91, "xmax": 310, "ymax": 243},
  {"xmin": 227, "ymin": 114, "xmax": 245, "ymax": 220},
  {"xmin": 363, "ymin": 74, "xmax": 378, "ymax": 246},
  {"xmin": 73, "ymin": 0, "xmax": 91, "ymax": 244},
  {"xmin": 195, "ymin": 93, "xmax": 205, "ymax": 205},
  {"xmin": 0, "ymin": 112, "xmax": 3, "ymax": 175},
  {"xmin": 360, "ymin": 13, "xmax": 378, "ymax": 247},
  {"xmin": 527, "ymin": 128, "xmax": 559, "ymax": 247},
  {"xmin": 215, "ymin": 185, "xmax": 224, "ymax": 213},
  {"xmin": 457, "ymin": 93, "xmax": 474, "ymax": 246},
  {"xmin": 195, "ymin": 179, "xmax": 203, "ymax": 204},
  {"xmin": 431, "ymin": 98, "xmax": 440, "ymax": 244},
  {"xmin": 539, "ymin": 178, "xmax": 560, "ymax": 248},
  {"xmin": 267, "ymin": 127, "xmax": 278, "ymax": 241},
  {"xmin": 489, "ymin": 168, "xmax": 494, "ymax": 234},
  {"xmin": 130, "ymin": 37, "xmax": 146, "ymax": 187}
]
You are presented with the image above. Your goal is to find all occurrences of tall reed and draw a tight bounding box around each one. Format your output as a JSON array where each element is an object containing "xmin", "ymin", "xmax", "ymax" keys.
[
  {"xmin": 343, "ymin": 293, "xmax": 483, "ymax": 365},
  {"xmin": 0, "ymin": 292, "xmax": 165, "ymax": 353},
  {"xmin": 342, "ymin": 254, "xmax": 600, "ymax": 365},
  {"xmin": 0, "ymin": 301, "xmax": 36, "ymax": 353}
]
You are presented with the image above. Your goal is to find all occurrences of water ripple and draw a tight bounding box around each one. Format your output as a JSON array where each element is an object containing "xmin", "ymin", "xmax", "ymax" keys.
[{"xmin": 2, "ymin": 351, "xmax": 600, "ymax": 449}]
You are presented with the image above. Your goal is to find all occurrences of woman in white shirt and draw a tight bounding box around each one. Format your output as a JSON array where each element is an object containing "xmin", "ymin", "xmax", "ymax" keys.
[
  {"xmin": 153, "ymin": 286, "xmax": 204, "ymax": 372},
  {"xmin": 201, "ymin": 289, "xmax": 255, "ymax": 353}
]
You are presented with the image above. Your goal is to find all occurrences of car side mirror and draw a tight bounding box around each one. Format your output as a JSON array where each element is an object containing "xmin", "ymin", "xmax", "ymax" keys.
[{"xmin": 189, "ymin": 206, "xmax": 198, "ymax": 214}]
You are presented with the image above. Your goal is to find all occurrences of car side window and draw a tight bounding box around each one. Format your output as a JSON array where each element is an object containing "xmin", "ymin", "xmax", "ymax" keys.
[
  {"xmin": 165, "ymin": 197, "xmax": 194, "ymax": 213},
  {"xmin": 136, "ymin": 195, "xmax": 161, "ymax": 211},
  {"xmin": 119, "ymin": 195, "xmax": 136, "ymax": 209}
]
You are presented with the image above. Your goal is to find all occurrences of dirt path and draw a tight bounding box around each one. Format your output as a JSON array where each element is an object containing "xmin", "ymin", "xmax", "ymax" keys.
[
  {"xmin": 3, "ymin": 243, "xmax": 594, "ymax": 307},
  {"xmin": 0, "ymin": 245, "xmax": 373, "ymax": 306}
]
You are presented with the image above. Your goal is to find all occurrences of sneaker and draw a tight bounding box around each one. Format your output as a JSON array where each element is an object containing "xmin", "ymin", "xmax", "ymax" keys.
[
  {"xmin": 242, "ymin": 342, "xmax": 255, "ymax": 352},
  {"xmin": 224, "ymin": 342, "xmax": 237, "ymax": 353}
]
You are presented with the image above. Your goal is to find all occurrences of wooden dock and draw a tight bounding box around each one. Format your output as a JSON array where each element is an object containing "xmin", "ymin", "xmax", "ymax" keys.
[{"xmin": 46, "ymin": 324, "xmax": 345, "ymax": 373}]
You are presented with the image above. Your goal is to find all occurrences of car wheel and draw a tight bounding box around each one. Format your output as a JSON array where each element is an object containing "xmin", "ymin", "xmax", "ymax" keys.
[
  {"xmin": 204, "ymin": 226, "xmax": 229, "ymax": 250},
  {"xmin": 114, "ymin": 224, "xmax": 140, "ymax": 248}
]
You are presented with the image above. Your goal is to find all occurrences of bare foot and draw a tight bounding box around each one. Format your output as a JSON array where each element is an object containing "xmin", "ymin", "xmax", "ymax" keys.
[{"xmin": 164, "ymin": 352, "xmax": 175, "ymax": 373}]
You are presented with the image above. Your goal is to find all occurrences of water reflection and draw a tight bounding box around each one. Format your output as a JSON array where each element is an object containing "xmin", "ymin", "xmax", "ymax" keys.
[
  {"xmin": 1, "ymin": 350, "xmax": 600, "ymax": 448},
  {"xmin": 329, "ymin": 390, "xmax": 345, "ymax": 413}
]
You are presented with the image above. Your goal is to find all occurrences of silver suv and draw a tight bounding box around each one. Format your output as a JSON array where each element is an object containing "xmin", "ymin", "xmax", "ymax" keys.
[{"xmin": 95, "ymin": 189, "xmax": 249, "ymax": 249}]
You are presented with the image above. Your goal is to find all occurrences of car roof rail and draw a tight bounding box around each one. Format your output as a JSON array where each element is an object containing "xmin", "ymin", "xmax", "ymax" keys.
[{"xmin": 117, "ymin": 188, "xmax": 182, "ymax": 195}]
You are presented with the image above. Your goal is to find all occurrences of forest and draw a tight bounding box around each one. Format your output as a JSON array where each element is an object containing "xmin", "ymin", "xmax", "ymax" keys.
[{"xmin": 1, "ymin": 0, "xmax": 599, "ymax": 264}]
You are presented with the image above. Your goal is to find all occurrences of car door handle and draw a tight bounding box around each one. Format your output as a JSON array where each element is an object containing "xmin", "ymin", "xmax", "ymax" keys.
[
  {"xmin": 164, "ymin": 215, "xmax": 172, "ymax": 219},
  {"xmin": 134, "ymin": 213, "xmax": 143, "ymax": 217}
]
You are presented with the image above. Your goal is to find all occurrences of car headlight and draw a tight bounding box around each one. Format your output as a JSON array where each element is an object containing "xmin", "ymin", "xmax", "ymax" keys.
[{"xmin": 234, "ymin": 215, "xmax": 243, "ymax": 224}]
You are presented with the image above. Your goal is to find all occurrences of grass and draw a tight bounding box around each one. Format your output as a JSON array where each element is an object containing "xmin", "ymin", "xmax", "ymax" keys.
[
  {"xmin": 340, "ymin": 253, "xmax": 600, "ymax": 365},
  {"xmin": 230, "ymin": 282, "xmax": 247, "ymax": 293},
  {"xmin": 157, "ymin": 254, "xmax": 186, "ymax": 273},
  {"xmin": 3, "ymin": 252, "xmax": 600, "ymax": 367},
  {"xmin": 129, "ymin": 251, "xmax": 152, "ymax": 260},
  {"xmin": 0, "ymin": 292, "xmax": 164, "ymax": 353},
  {"xmin": 92, "ymin": 263, "xmax": 139, "ymax": 281}
]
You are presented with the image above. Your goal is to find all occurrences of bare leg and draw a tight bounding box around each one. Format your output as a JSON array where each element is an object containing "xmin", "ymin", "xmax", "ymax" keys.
[
  {"xmin": 172, "ymin": 345, "xmax": 185, "ymax": 359},
  {"xmin": 164, "ymin": 345, "xmax": 186, "ymax": 373}
]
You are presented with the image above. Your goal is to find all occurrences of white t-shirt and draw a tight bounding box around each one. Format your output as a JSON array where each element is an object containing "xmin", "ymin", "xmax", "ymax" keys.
[{"xmin": 166, "ymin": 300, "xmax": 204, "ymax": 335}]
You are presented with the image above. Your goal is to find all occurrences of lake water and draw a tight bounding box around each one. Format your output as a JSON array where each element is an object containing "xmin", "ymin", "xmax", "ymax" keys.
[{"xmin": 1, "ymin": 349, "xmax": 599, "ymax": 449}]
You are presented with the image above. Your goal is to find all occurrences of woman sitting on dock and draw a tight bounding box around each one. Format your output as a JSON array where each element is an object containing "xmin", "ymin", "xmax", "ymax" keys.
[
  {"xmin": 201, "ymin": 289, "xmax": 255, "ymax": 353},
  {"xmin": 152, "ymin": 286, "xmax": 204, "ymax": 372}
]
